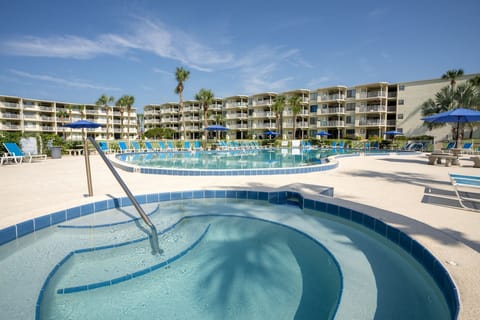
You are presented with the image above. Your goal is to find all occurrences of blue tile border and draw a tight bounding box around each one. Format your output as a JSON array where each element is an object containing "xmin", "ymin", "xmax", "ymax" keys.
[
  {"xmin": 112, "ymin": 151, "xmax": 343, "ymax": 176},
  {"xmin": 0, "ymin": 189, "xmax": 459, "ymax": 320}
]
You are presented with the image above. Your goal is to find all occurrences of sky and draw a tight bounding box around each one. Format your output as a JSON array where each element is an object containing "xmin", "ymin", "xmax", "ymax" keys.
[{"xmin": 1, "ymin": 0, "xmax": 479, "ymax": 113}]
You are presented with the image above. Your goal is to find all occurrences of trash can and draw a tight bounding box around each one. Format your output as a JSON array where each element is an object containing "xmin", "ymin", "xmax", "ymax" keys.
[{"xmin": 50, "ymin": 146, "xmax": 62, "ymax": 159}]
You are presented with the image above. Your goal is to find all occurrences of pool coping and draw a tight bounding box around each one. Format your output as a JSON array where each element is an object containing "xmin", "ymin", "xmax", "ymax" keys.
[
  {"xmin": 0, "ymin": 189, "xmax": 459, "ymax": 319},
  {"xmin": 111, "ymin": 150, "xmax": 360, "ymax": 175}
]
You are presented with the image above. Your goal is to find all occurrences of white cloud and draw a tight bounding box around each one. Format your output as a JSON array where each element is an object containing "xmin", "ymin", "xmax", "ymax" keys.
[
  {"xmin": 10, "ymin": 69, "xmax": 121, "ymax": 91},
  {"xmin": 1, "ymin": 17, "xmax": 233, "ymax": 72}
]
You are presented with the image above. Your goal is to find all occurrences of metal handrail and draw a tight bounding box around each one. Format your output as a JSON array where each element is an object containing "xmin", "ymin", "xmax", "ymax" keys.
[{"xmin": 87, "ymin": 137, "xmax": 161, "ymax": 255}]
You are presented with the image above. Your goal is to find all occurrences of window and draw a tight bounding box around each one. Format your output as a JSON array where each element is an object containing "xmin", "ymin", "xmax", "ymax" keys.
[
  {"xmin": 398, "ymin": 114, "xmax": 404, "ymax": 119},
  {"xmin": 398, "ymin": 99, "xmax": 404, "ymax": 105},
  {"xmin": 310, "ymin": 105, "xmax": 318, "ymax": 112},
  {"xmin": 310, "ymin": 92, "xmax": 317, "ymax": 100},
  {"xmin": 346, "ymin": 103, "xmax": 356, "ymax": 111},
  {"xmin": 347, "ymin": 89, "xmax": 356, "ymax": 98},
  {"xmin": 399, "ymin": 85, "xmax": 405, "ymax": 91}
]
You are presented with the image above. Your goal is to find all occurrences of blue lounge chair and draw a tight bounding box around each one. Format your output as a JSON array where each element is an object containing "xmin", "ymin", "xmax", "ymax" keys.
[
  {"xmin": 449, "ymin": 173, "xmax": 480, "ymax": 211},
  {"xmin": 144, "ymin": 141, "xmax": 158, "ymax": 151},
  {"xmin": 98, "ymin": 141, "xmax": 111, "ymax": 153},
  {"xmin": 330, "ymin": 141, "xmax": 337, "ymax": 148},
  {"xmin": 445, "ymin": 142, "xmax": 456, "ymax": 150},
  {"xmin": 167, "ymin": 141, "xmax": 176, "ymax": 151},
  {"xmin": 182, "ymin": 141, "xmax": 191, "ymax": 151},
  {"xmin": 158, "ymin": 141, "xmax": 167, "ymax": 151},
  {"xmin": 193, "ymin": 141, "xmax": 203, "ymax": 151},
  {"xmin": 337, "ymin": 141, "xmax": 345, "ymax": 149},
  {"xmin": 117, "ymin": 141, "xmax": 132, "ymax": 153},
  {"xmin": 3, "ymin": 142, "xmax": 47, "ymax": 162},
  {"xmin": 461, "ymin": 142, "xmax": 473, "ymax": 154},
  {"xmin": 131, "ymin": 141, "xmax": 143, "ymax": 152}
]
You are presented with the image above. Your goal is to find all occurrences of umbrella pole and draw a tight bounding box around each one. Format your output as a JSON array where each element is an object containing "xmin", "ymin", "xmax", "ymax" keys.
[{"xmin": 83, "ymin": 130, "xmax": 93, "ymax": 196}]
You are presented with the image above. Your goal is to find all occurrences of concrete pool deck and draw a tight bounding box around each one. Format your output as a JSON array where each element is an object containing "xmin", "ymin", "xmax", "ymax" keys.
[{"xmin": 1, "ymin": 151, "xmax": 479, "ymax": 319}]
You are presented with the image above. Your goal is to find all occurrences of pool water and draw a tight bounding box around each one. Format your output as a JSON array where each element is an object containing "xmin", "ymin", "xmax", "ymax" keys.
[
  {"xmin": 115, "ymin": 148, "xmax": 342, "ymax": 170},
  {"xmin": 0, "ymin": 196, "xmax": 454, "ymax": 319}
]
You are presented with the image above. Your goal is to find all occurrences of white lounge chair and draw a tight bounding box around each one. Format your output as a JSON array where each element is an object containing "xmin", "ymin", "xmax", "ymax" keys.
[
  {"xmin": 449, "ymin": 173, "xmax": 480, "ymax": 211},
  {"xmin": 3, "ymin": 142, "xmax": 47, "ymax": 162}
]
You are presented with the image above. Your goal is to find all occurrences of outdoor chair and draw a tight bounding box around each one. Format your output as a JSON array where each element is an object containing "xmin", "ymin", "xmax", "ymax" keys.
[
  {"xmin": 449, "ymin": 173, "xmax": 480, "ymax": 211},
  {"xmin": 2, "ymin": 142, "xmax": 47, "ymax": 162}
]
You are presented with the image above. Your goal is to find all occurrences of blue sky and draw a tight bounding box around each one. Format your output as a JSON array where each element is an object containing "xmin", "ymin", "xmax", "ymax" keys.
[{"xmin": 1, "ymin": 0, "xmax": 479, "ymax": 112}]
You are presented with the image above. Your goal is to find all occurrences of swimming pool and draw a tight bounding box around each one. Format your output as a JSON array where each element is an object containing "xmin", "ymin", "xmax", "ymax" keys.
[
  {"xmin": 0, "ymin": 190, "xmax": 458, "ymax": 319},
  {"xmin": 114, "ymin": 148, "xmax": 356, "ymax": 175}
]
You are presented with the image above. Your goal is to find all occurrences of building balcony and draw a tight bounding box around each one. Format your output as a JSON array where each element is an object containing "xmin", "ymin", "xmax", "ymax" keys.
[
  {"xmin": 318, "ymin": 120, "xmax": 345, "ymax": 127},
  {"xmin": 0, "ymin": 113, "xmax": 21, "ymax": 119},
  {"xmin": 358, "ymin": 92, "xmax": 387, "ymax": 99},
  {"xmin": 357, "ymin": 120, "xmax": 384, "ymax": 126},
  {"xmin": 357, "ymin": 105, "xmax": 386, "ymax": 113},
  {"xmin": 0, "ymin": 102, "xmax": 21, "ymax": 109},
  {"xmin": 319, "ymin": 94, "xmax": 346, "ymax": 102},
  {"xmin": 320, "ymin": 108, "xmax": 345, "ymax": 115}
]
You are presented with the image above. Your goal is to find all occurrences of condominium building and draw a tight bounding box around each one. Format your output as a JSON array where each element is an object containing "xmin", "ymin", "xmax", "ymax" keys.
[
  {"xmin": 0, "ymin": 96, "xmax": 138, "ymax": 141},
  {"xmin": 2, "ymin": 74, "xmax": 478, "ymax": 142},
  {"xmin": 144, "ymin": 74, "xmax": 478, "ymax": 141}
]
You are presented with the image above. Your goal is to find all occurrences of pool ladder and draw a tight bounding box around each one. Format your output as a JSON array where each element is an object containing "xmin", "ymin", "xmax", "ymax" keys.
[{"xmin": 87, "ymin": 137, "xmax": 162, "ymax": 255}]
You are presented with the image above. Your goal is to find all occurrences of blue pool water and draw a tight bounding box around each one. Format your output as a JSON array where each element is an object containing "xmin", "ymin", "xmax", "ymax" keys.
[
  {"xmin": 0, "ymin": 191, "xmax": 457, "ymax": 319},
  {"xmin": 115, "ymin": 148, "xmax": 349, "ymax": 170}
]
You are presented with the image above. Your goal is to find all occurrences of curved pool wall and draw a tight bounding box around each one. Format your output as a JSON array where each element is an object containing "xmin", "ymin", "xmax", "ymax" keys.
[
  {"xmin": 0, "ymin": 189, "xmax": 459, "ymax": 319},
  {"xmin": 112, "ymin": 151, "xmax": 359, "ymax": 176}
]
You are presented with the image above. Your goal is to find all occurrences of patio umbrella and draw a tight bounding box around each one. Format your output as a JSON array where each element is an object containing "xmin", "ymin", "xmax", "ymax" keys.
[
  {"xmin": 204, "ymin": 125, "xmax": 229, "ymax": 140},
  {"xmin": 64, "ymin": 120, "xmax": 103, "ymax": 196},
  {"xmin": 421, "ymin": 108, "xmax": 480, "ymax": 148},
  {"xmin": 264, "ymin": 131, "xmax": 279, "ymax": 138},
  {"xmin": 316, "ymin": 131, "xmax": 331, "ymax": 137},
  {"xmin": 204, "ymin": 125, "xmax": 229, "ymax": 131}
]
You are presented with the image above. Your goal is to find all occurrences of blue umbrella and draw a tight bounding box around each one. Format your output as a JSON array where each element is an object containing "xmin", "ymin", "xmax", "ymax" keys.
[
  {"xmin": 316, "ymin": 131, "xmax": 331, "ymax": 137},
  {"xmin": 384, "ymin": 130, "xmax": 403, "ymax": 135},
  {"xmin": 63, "ymin": 120, "xmax": 103, "ymax": 197},
  {"xmin": 422, "ymin": 108, "xmax": 480, "ymax": 147},
  {"xmin": 63, "ymin": 119, "xmax": 103, "ymax": 129},
  {"xmin": 264, "ymin": 131, "xmax": 279, "ymax": 136},
  {"xmin": 204, "ymin": 125, "xmax": 229, "ymax": 131}
]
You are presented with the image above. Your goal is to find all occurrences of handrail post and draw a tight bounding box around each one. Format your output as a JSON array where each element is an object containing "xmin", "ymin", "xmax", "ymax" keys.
[{"xmin": 87, "ymin": 137, "xmax": 161, "ymax": 255}]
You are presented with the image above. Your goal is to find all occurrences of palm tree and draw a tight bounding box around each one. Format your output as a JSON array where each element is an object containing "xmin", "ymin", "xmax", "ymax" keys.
[
  {"xmin": 272, "ymin": 95, "xmax": 285, "ymax": 137},
  {"xmin": 175, "ymin": 67, "xmax": 190, "ymax": 139},
  {"xmin": 66, "ymin": 105, "xmax": 73, "ymax": 141},
  {"xmin": 195, "ymin": 88, "xmax": 215, "ymax": 139},
  {"xmin": 56, "ymin": 110, "xmax": 68, "ymax": 139},
  {"xmin": 442, "ymin": 69, "xmax": 464, "ymax": 90},
  {"xmin": 288, "ymin": 95, "xmax": 302, "ymax": 139},
  {"xmin": 115, "ymin": 96, "xmax": 125, "ymax": 139},
  {"xmin": 96, "ymin": 94, "xmax": 115, "ymax": 140},
  {"xmin": 124, "ymin": 95, "xmax": 135, "ymax": 143}
]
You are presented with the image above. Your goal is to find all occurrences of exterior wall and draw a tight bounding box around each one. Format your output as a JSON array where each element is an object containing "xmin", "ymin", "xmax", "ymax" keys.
[
  {"xmin": 396, "ymin": 76, "xmax": 474, "ymax": 141},
  {"xmin": 0, "ymin": 95, "xmax": 138, "ymax": 141}
]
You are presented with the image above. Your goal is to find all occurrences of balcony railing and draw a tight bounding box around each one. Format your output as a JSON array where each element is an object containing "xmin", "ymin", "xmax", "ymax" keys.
[
  {"xmin": 318, "ymin": 120, "xmax": 345, "ymax": 127},
  {"xmin": 359, "ymin": 91, "xmax": 387, "ymax": 99},
  {"xmin": 0, "ymin": 113, "xmax": 21, "ymax": 119},
  {"xmin": 0, "ymin": 102, "xmax": 20, "ymax": 109},
  {"xmin": 357, "ymin": 120, "xmax": 384, "ymax": 126},
  {"xmin": 357, "ymin": 105, "xmax": 386, "ymax": 113},
  {"xmin": 320, "ymin": 94, "xmax": 346, "ymax": 101},
  {"xmin": 321, "ymin": 108, "xmax": 345, "ymax": 114}
]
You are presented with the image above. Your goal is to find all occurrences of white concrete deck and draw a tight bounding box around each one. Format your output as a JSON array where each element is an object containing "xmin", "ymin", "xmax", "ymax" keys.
[{"xmin": 1, "ymin": 152, "xmax": 479, "ymax": 319}]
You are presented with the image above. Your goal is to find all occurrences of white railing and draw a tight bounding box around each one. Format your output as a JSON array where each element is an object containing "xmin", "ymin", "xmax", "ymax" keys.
[
  {"xmin": 321, "ymin": 108, "xmax": 345, "ymax": 114},
  {"xmin": 358, "ymin": 105, "xmax": 386, "ymax": 112}
]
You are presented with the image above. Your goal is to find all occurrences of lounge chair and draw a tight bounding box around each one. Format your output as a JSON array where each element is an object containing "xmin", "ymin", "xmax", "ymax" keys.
[
  {"xmin": 461, "ymin": 142, "xmax": 473, "ymax": 154},
  {"xmin": 330, "ymin": 141, "xmax": 337, "ymax": 148},
  {"xmin": 166, "ymin": 141, "xmax": 176, "ymax": 151},
  {"xmin": 2, "ymin": 142, "xmax": 47, "ymax": 162},
  {"xmin": 158, "ymin": 141, "xmax": 167, "ymax": 151},
  {"xmin": 449, "ymin": 173, "xmax": 480, "ymax": 211},
  {"xmin": 193, "ymin": 141, "xmax": 203, "ymax": 151},
  {"xmin": 291, "ymin": 140, "xmax": 301, "ymax": 148},
  {"xmin": 98, "ymin": 141, "xmax": 111, "ymax": 154},
  {"xmin": 131, "ymin": 141, "xmax": 144, "ymax": 152},
  {"xmin": 337, "ymin": 141, "xmax": 345, "ymax": 149},
  {"xmin": 181, "ymin": 141, "xmax": 191, "ymax": 151},
  {"xmin": 444, "ymin": 142, "xmax": 456, "ymax": 150},
  {"xmin": 144, "ymin": 141, "xmax": 158, "ymax": 152},
  {"xmin": 1, "ymin": 152, "xmax": 23, "ymax": 165},
  {"xmin": 117, "ymin": 141, "xmax": 132, "ymax": 153}
]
